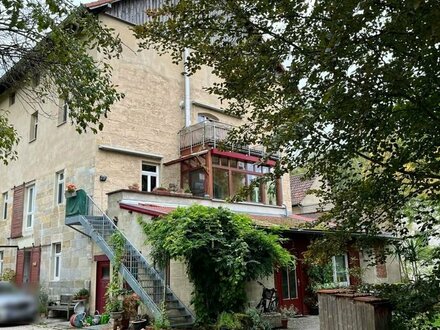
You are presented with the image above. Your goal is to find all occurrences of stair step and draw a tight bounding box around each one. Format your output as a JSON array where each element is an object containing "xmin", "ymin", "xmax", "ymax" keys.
[
  {"xmin": 78, "ymin": 213, "xmax": 194, "ymax": 327},
  {"xmin": 167, "ymin": 315, "xmax": 192, "ymax": 320},
  {"xmin": 167, "ymin": 306, "xmax": 186, "ymax": 311}
]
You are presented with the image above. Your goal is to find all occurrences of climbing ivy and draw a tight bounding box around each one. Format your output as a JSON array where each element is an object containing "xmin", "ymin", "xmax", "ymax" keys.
[
  {"xmin": 139, "ymin": 205, "xmax": 293, "ymax": 324},
  {"xmin": 105, "ymin": 231, "xmax": 125, "ymax": 313}
]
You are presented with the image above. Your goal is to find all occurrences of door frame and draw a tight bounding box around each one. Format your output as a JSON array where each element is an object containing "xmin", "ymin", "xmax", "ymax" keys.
[
  {"xmin": 95, "ymin": 255, "xmax": 110, "ymax": 314},
  {"xmin": 274, "ymin": 237, "xmax": 309, "ymax": 315}
]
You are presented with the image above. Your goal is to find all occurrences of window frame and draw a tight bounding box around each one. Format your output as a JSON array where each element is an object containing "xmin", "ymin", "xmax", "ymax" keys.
[
  {"xmin": 55, "ymin": 170, "xmax": 65, "ymax": 205},
  {"xmin": 332, "ymin": 254, "xmax": 350, "ymax": 286},
  {"xmin": 30, "ymin": 111, "xmax": 38, "ymax": 142},
  {"xmin": 141, "ymin": 163, "xmax": 159, "ymax": 192},
  {"xmin": 58, "ymin": 97, "xmax": 69, "ymax": 126},
  {"xmin": 211, "ymin": 156, "xmax": 274, "ymax": 204},
  {"xmin": 52, "ymin": 243, "xmax": 61, "ymax": 281},
  {"xmin": 281, "ymin": 265, "xmax": 298, "ymax": 300},
  {"xmin": 197, "ymin": 112, "xmax": 219, "ymax": 123},
  {"xmin": 24, "ymin": 184, "xmax": 35, "ymax": 229},
  {"xmin": 0, "ymin": 251, "xmax": 3, "ymax": 275},
  {"xmin": 2, "ymin": 191, "xmax": 7, "ymax": 220}
]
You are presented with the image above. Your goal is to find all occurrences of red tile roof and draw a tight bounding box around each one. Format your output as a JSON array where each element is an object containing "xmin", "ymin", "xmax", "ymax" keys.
[
  {"xmin": 119, "ymin": 202, "xmax": 317, "ymax": 229},
  {"xmin": 83, "ymin": 0, "xmax": 117, "ymax": 9},
  {"xmin": 290, "ymin": 174, "xmax": 315, "ymax": 206}
]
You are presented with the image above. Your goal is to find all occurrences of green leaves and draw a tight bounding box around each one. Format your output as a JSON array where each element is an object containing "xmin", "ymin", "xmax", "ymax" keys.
[
  {"xmin": 138, "ymin": 205, "xmax": 292, "ymax": 324},
  {"xmin": 0, "ymin": 1, "xmax": 123, "ymax": 163},
  {"xmin": 134, "ymin": 0, "xmax": 439, "ymax": 241}
]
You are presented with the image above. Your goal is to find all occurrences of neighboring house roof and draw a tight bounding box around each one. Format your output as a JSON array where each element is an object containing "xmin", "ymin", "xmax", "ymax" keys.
[
  {"xmin": 83, "ymin": 0, "xmax": 120, "ymax": 9},
  {"xmin": 118, "ymin": 202, "xmax": 316, "ymax": 229},
  {"xmin": 290, "ymin": 174, "xmax": 315, "ymax": 206}
]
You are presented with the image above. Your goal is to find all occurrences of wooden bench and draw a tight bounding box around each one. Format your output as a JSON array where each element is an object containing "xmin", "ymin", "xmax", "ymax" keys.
[{"xmin": 47, "ymin": 294, "xmax": 76, "ymax": 320}]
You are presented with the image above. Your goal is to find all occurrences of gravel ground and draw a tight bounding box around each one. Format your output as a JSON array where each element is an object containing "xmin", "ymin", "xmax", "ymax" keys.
[
  {"xmin": 289, "ymin": 315, "xmax": 320, "ymax": 330},
  {"xmin": 1, "ymin": 316, "xmax": 320, "ymax": 330}
]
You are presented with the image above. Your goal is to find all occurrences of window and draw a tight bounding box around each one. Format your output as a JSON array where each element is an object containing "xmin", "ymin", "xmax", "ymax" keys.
[
  {"xmin": 55, "ymin": 170, "xmax": 65, "ymax": 205},
  {"xmin": 2, "ymin": 192, "xmax": 7, "ymax": 220},
  {"xmin": 197, "ymin": 113, "xmax": 219, "ymax": 123},
  {"xmin": 0, "ymin": 251, "xmax": 3, "ymax": 275},
  {"xmin": 211, "ymin": 156, "xmax": 274, "ymax": 204},
  {"xmin": 32, "ymin": 73, "xmax": 40, "ymax": 87},
  {"xmin": 213, "ymin": 168, "xmax": 229, "ymax": 199},
  {"xmin": 24, "ymin": 184, "xmax": 35, "ymax": 229},
  {"xmin": 281, "ymin": 266, "xmax": 298, "ymax": 300},
  {"xmin": 53, "ymin": 243, "xmax": 61, "ymax": 281},
  {"xmin": 141, "ymin": 164, "xmax": 158, "ymax": 192},
  {"xmin": 9, "ymin": 92, "xmax": 15, "ymax": 106},
  {"xmin": 264, "ymin": 181, "xmax": 277, "ymax": 206},
  {"xmin": 58, "ymin": 97, "xmax": 68, "ymax": 125},
  {"xmin": 332, "ymin": 254, "xmax": 349, "ymax": 286},
  {"xmin": 30, "ymin": 111, "xmax": 38, "ymax": 141},
  {"xmin": 188, "ymin": 170, "xmax": 206, "ymax": 197}
]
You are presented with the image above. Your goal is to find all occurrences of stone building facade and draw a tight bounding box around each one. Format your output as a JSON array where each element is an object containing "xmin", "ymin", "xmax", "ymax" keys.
[{"xmin": 0, "ymin": 0, "xmax": 400, "ymax": 320}]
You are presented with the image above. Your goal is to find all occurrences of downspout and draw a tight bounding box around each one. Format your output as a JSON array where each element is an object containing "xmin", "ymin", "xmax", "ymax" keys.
[{"xmin": 184, "ymin": 48, "xmax": 191, "ymax": 127}]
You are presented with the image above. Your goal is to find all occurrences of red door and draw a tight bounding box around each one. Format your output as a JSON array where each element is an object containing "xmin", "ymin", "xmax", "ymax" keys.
[
  {"xmin": 274, "ymin": 238, "xmax": 309, "ymax": 315},
  {"xmin": 96, "ymin": 260, "xmax": 110, "ymax": 314}
]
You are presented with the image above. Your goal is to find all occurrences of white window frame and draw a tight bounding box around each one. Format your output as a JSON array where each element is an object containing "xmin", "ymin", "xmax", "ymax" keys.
[
  {"xmin": 55, "ymin": 170, "xmax": 65, "ymax": 205},
  {"xmin": 24, "ymin": 184, "xmax": 35, "ymax": 229},
  {"xmin": 58, "ymin": 97, "xmax": 69, "ymax": 125},
  {"xmin": 281, "ymin": 265, "xmax": 298, "ymax": 300},
  {"xmin": 0, "ymin": 251, "xmax": 3, "ymax": 275},
  {"xmin": 141, "ymin": 163, "xmax": 159, "ymax": 192},
  {"xmin": 332, "ymin": 254, "xmax": 350, "ymax": 287},
  {"xmin": 53, "ymin": 243, "xmax": 61, "ymax": 281},
  {"xmin": 2, "ymin": 192, "xmax": 7, "ymax": 220},
  {"xmin": 30, "ymin": 111, "xmax": 38, "ymax": 142}
]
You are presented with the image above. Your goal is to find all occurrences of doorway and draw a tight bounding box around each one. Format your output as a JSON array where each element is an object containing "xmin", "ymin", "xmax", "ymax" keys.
[
  {"xmin": 96, "ymin": 259, "xmax": 110, "ymax": 314},
  {"xmin": 274, "ymin": 237, "xmax": 309, "ymax": 315}
]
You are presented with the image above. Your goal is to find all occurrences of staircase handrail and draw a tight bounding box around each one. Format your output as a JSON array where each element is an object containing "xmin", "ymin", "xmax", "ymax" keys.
[{"xmin": 83, "ymin": 194, "xmax": 196, "ymax": 322}]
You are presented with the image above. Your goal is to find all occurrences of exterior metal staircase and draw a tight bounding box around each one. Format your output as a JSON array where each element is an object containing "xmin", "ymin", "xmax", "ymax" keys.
[{"xmin": 65, "ymin": 193, "xmax": 195, "ymax": 328}]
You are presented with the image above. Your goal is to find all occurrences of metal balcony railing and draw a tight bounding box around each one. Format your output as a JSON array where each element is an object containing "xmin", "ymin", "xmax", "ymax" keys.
[{"xmin": 179, "ymin": 121, "xmax": 277, "ymax": 158}]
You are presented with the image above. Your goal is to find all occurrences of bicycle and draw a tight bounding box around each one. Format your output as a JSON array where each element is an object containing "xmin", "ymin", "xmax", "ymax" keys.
[{"xmin": 255, "ymin": 281, "xmax": 278, "ymax": 313}]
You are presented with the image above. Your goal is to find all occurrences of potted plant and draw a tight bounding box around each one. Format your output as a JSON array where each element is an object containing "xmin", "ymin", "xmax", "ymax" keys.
[
  {"xmin": 106, "ymin": 296, "xmax": 123, "ymax": 319},
  {"xmin": 65, "ymin": 183, "xmax": 77, "ymax": 197},
  {"xmin": 280, "ymin": 306, "xmax": 297, "ymax": 329},
  {"xmin": 74, "ymin": 288, "xmax": 90, "ymax": 301},
  {"xmin": 131, "ymin": 314, "xmax": 150, "ymax": 330},
  {"xmin": 122, "ymin": 292, "xmax": 140, "ymax": 329},
  {"xmin": 217, "ymin": 312, "xmax": 241, "ymax": 330}
]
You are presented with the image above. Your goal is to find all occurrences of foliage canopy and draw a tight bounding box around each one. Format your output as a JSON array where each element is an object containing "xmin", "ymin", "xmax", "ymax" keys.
[
  {"xmin": 0, "ymin": 0, "xmax": 124, "ymax": 164},
  {"xmin": 134, "ymin": 0, "xmax": 439, "ymax": 238},
  {"xmin": 139, "ymin": 205, "xmax": 292, "ymax": 324}
]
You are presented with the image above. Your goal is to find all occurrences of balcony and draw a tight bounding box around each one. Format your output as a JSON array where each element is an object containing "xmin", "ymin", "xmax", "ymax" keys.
[{"xmin": 179, "ymin": 121, "xmax": 276, "ymax": 158}]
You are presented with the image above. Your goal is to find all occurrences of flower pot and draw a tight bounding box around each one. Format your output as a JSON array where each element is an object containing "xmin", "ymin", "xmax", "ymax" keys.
[
  {"xmin": 65, "ymin": 191, "xmax": 77, "ymax": 198},
  {"xmin": 131, "ymin": 319, "xmax": 148, "ymax": 330},
  {"xmin": 121, "ymin": 317, "xmax": 130, "ymax": 329},
  {"xmin": 281, "ymin": 318, "xmax": 288, "ymax": 329},
  {"xmin": 110, "ymin": 311, "xmax": 123, "ymax": 320}
]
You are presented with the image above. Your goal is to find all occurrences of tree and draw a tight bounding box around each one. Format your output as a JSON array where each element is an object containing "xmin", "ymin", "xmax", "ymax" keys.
[
  {"xmin": 139, "ymin": 205, "xmax": 292, "ymax": 324},
  {"xmin": 0, "ymin": 0, "xmax": 124, "ymax": 164},
  {"xmin": 133, "ymin": 0, "xmax": 439, "ymax": 238}
]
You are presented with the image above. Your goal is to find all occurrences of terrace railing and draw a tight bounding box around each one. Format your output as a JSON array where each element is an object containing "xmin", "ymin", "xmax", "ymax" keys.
[{"xmin": 179, "ymin": 121, "xmax": 274, "ymax": 158}]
